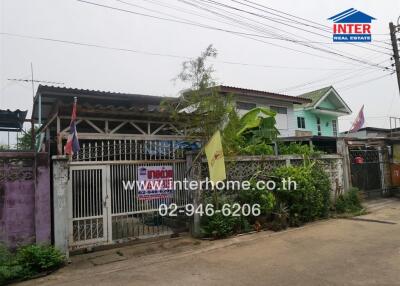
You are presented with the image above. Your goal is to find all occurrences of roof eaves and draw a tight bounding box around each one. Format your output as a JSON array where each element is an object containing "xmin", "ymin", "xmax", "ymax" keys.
[{"xmin": 217, "ymin": 85, "xmax": 311, "ymax": 104}]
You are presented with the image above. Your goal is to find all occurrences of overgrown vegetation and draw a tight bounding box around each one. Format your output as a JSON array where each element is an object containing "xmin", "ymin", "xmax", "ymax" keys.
[
  {"xmin": 0, "ymin": 244, "xmax": 65, "ymax": 285},
  {"xmin": 271, "ymin": 163, "xmax": 331, "ymax": 226},
  {"xmin": 162, "ymin": 45, "xmax": 232, "ymax": 140},
  {"xmin": 200, "ymin": 163, "xmax": 335, "ymax": 238},
  {"xmin": 222, "ymin": 107, "xmax": 279, "ymax": 156},
  {"xmin": 167, "ymin": 45, "xmax": 362, "ymax": 239},
  {"xmin": 278, "ymin": 142, "xmax": 324, "ymax": 156},
  {"xmin": 334, "ymin": 187, "xmax": 364, "ymax": 215}
]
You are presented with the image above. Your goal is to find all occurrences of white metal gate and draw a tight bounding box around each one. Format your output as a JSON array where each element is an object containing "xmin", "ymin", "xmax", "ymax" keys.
[
  {"xmin": 69, "ymin": 166, "xmax": 109, "ymax": 248},
  {"xmin": 68, "ymin": 160, "xmax": 190, "ymax": 249}
]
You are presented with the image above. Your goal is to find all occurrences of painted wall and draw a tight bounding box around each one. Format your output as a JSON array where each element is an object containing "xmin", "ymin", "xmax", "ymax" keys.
[
  {"xmin": 295, "ymin": 110, "xmax": 338, "ymax": 136},
  {"xmin": 233, "ymin": 95, "xmax": 297, "ymax": 137},
  {"xmin": 0, "ymin": 153, "xmax": 51, "ymax": 249}
]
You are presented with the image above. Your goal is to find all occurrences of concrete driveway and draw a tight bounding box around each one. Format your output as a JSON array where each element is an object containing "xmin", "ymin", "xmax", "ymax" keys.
[{"xmin": 19, "ymin": 198, "xmax": 400, "ymax": 286}]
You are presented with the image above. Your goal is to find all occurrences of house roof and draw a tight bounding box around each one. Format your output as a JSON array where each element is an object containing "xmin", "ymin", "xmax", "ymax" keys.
[
  {"xmin": 215, "ymin": 85, "xmax": 311, "ymax": 104},
  {"xmin": 0, "ymin": 109, "xmax": 28, "ymax": 131},
  {"xmin": 295, "ymin": 85, "xmax": 352, "ymax": 115},
  {"xmin": 33, "ymin": 85, "xmax": 177, "ymax": 122},
  {"xmin": 296, "ymin": 86, "xmax": 332, "ymax": 108},
  {"xmin": 328, "ymin": 8, "xmax": 376, "ymax": 23}
]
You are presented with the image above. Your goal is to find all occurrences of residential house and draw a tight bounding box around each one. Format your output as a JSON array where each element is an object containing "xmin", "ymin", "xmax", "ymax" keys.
[
  {"xmin": 294, "ymin": 86, "xmax": 352, "ymax": 137},
  {"xmin": 214, "ymin": 86, "xmax": 311, "ymax": 137}
]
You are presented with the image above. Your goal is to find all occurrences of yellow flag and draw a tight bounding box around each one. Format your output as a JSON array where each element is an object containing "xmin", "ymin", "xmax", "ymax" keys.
[{"xmin": 205, "ymin": 130, "xmax": 226, "ymax": 183}]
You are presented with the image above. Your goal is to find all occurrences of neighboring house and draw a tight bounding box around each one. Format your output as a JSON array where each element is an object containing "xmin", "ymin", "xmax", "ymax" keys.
[
  {"xmin": 294, "ymin": 86, "xmax": 352, "ymax": 137},
  {"xmin": 341, "ymin": 127, "xmax": 400, "ymax": 138},
  {"xmin": 214, "ymin": 86, "xmax": 311, "ymax": 137}
]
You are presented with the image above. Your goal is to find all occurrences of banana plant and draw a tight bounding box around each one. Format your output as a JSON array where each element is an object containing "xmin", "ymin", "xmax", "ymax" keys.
[{"xmin": 237, "ymin": 107, "xmax": 280, "ymax": 144}]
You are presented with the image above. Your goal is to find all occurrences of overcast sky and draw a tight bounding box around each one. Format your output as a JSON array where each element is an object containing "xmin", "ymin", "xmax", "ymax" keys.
[{"xmin": 1, "ymin": 0, "xmax": 400, "ymax": 144}]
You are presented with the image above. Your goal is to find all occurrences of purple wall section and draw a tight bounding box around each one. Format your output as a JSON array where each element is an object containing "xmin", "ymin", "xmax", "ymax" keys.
[
  {"xmin": 35, "ymin": 155, "xmax": 51, "ymax": 244},
  {"xmin": 0, "ymin": 152, "xmax": 51, "ymax": 249}
]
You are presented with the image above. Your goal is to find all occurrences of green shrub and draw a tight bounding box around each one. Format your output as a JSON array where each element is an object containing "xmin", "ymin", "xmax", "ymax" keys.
[
  {"xmin": 271, "ymin": 203, "xmax": 289, "ymax": 231},
  {"xmin": 201, "ymin": 212, "xmax": 236, "ymax": 238},
  {"xmin": 271, "ymin": 165, "xmax": 331, "ymax": 225},
  {"xmin": 0, "ymin": 244, "xmax": 12, "ymax": 265},
  {"xmin": 278, "ymin": 142, "xmax": 324, "ymax": 156},
  {"xmin": 0, "ymin": 264, "xmax": 28, "ymax": 285},
  {"xmin": 237, "ymin": 180, "xmax": 276, "ymax": 216},
  {"xmin": 334, "ymin": 187, "xmax": 363, "ymax": 214},
  {"xmin": 16, "ymin": 245, "xmax": 65, "ymax": 274},
  {"xmin": 0, "ymin": 244, "xmax": 65, "ymax": 284},
  {"xmin": 240, "ymin": 143, "xmax": 274, "ymax": 155},
  {"xmin": 200, "ymin": 193, "xmax": 257, "ymax": 238},
  {"xmin": 310, "ymin": 165, "xmax": 331, "ymax": 218}
]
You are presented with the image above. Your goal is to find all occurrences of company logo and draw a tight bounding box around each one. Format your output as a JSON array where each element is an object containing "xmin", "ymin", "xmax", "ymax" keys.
[
  {"xmin": 139, "ymin": 167, "xmax": 147, "ymax": 176},
  {"xmin": 328, "ymin": 8, "xmax": 376, "ymax": 42}
]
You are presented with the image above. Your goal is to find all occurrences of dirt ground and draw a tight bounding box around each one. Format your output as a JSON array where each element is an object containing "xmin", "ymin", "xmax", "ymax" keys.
[{"xmin": 18, "ymin": 198, "xmax": 400, "ymax": 286}]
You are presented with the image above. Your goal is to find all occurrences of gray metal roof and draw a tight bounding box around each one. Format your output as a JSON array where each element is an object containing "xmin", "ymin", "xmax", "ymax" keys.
[{"xmin": 0, "ymin": 109, "xmax": 28, "ymax": 131}]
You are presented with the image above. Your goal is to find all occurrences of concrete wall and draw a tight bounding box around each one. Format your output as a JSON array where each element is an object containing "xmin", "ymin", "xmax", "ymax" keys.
[
  {"xmin": 233, "ymin": 95, "xmax": 297, "ymax": 137},
  {"xmin": 0, "ymin": 152, "xmax": 51, "ymax": 249},
  {"xmin": 52, "ymin": 156, "xmax": 69, "ymax": 256}
]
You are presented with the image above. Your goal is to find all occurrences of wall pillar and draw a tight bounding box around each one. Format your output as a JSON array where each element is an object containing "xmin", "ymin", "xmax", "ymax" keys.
[
  {"xmin": 337, "ymin": 138, "xmax": 351, "ymax": 192},
  {"xmin": 52, "ymin": 156, "xmax": 69, "ymax": 257},
  {"xmin": 34, "ymin": 153, "xmax": 51, "ymax": 244}
]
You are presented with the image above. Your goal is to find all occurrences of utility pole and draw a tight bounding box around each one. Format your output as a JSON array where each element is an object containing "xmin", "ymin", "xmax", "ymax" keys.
[{"xmin": 389, "ymin": 21, "xmax": 400, "ymax": 95}]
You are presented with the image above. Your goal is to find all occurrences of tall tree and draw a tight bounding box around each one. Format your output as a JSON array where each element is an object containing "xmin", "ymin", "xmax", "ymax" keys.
[{"xmin": 163, "ymin": 45, "xmax": 233, "ymax": 140}]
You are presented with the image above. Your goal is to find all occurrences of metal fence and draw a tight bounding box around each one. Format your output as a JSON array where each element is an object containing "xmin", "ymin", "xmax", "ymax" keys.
[
  {"xmin": 69, "ymin": 160, "xmax": 191, "ymax": 249},
  {"xmin": 73, "ymin": 139, "xmax": 186, "ymax": 162}
]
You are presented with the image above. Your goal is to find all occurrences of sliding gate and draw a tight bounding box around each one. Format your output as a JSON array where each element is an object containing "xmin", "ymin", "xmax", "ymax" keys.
[{"xmin": 68, "ymin": 160, "xmax": 190, "ymax": 249}]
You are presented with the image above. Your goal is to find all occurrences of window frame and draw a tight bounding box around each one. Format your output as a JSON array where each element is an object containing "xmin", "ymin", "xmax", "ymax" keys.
[
  {"xmin": 270, "ymin": 105, "xmax": 288, "ymax": 114},
  {"xmin": 332, "ymin": 119, "xmax": 338, "ymax": 137},
  {"xmin": 236, "ymin": 101, "xmax": 257, "ymax": 111},
  {"xmin": 297, "ymin": 116, "xmax": 306, "ymax": 129},
  {"xmin": 316, "ymin": 117, "xmax": 322, "ymax": 136}
]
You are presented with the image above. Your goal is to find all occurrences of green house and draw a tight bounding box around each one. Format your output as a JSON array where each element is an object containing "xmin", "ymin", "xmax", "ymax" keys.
[{"xmin": 294, "ymin": 86, "xmax": 352, "ymax": 137}]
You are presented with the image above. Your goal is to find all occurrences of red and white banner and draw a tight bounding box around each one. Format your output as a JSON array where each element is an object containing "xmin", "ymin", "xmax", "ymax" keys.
[{"xmin": 137, "ymin": 166, "xmax": 174, "ymax": 201}]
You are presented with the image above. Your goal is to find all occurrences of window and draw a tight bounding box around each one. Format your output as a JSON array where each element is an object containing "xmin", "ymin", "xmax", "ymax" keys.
[
  {"xmin": 332, "ymin": 119, "xmax": 338, "ymax": 137},
  {"xmin": 236, "ymin": 101, "xmax": 256, "ymax": 111},
  {"xmin": 316, "ymin": 117, "xmax": 322, "ymax": 136},
  {"xmin": 270, "ymin": 106, "xmax": 288, "ymax": 130},
  {"xmin": 270, "ymin": 106, "xmax": 287, "ymax": 114},
  {"xmin": 297, "ymin": 117, "xmax": 305, "ymax": 129}
]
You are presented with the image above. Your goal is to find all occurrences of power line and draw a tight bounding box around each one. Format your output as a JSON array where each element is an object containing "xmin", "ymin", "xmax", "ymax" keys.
[
  {"xmin": 278, "ymin": 58, "xmax": 391, "ymax": 93},
  {"xmin": 202, "ymin": 0, "xmax": 392, "ymax": 54},
  {"xmin": 182, "ymin": 0, "xmax": 392, "ymax": 70},
  {"xmin": 77, "ymin": 0, "xmax": 392, "ymax": 71},
  {"xmin": 236, "ymin": 0, "xmax": 393, "ymax": 52},
  {"xmin": 0, "ymin": 32, "xmax": 364, "ymax": 71},
  {"xmin": 338, "ymin": 72, "xmax": 394, "ymax": 91}
]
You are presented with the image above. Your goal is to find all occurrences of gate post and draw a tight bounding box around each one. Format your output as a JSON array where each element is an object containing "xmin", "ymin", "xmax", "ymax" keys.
[
  {"xmin": 337, "ymin": 138, "xmax": 351, "ymax": 192},
  {"xmin": 52, "ymin": 156, "xmax": 70, "ymax": 257}
]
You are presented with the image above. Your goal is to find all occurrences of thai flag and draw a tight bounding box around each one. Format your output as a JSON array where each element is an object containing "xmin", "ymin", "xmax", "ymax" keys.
[
  {"xmin": 349, "ymin": 105, "xmax": 365, "ymax": 133},
  {"xmin": 64, "ymin": 98, "xmax": 80, "ymax": 155}
]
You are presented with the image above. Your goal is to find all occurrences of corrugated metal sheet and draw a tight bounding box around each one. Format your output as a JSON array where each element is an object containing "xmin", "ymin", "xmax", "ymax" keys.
[{"xmin": 0, "ymin": 109, "xmax": 28, "ymax": 131}]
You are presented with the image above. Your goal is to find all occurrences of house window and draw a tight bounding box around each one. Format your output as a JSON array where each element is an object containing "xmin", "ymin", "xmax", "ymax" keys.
[
  {"xmin": 270, "ymin": 106, "xmax": 288, "ymax": 130},
  {"xmin": 316, "ymin": 117, "xmax": 322, "ymax": 136},
  {"xmin": 270, "ymin": 106, "xmax": 287, "ymax": 114},
  {"xmin": 236, "ymin": 101, "xmax": 256, "ymax": 111},
  {"xmin": 332, "ymin": 119, "xmax": 338, "ymax": 137},
  {"xmin": 297, "ymin": 117, "xmax": 305, "ymax": 129}
]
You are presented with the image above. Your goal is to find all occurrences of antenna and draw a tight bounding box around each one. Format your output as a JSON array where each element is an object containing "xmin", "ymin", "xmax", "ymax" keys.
[{"xmin": 7, "ymin": 63, "xmax": 64, "ymax": 126}]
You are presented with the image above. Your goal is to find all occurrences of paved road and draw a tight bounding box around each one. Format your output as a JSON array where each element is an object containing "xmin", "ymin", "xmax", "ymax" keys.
[{"xmin": 19, "ymin": 199, "xmax": 400, "ymax": 286}]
